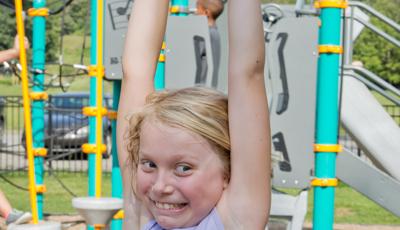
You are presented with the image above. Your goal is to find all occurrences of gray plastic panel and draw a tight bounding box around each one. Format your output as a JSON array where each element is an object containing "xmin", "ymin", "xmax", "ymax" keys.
[
  {"xmin": 266, "ymin": 17, "xmax": 319, "ymax": 188},
  {"xmin": 337, "ymin": 149, "xmax": 400, "ymax": 217},
  {"xmin": 215, "ymin": 3, "xmax": 228, "ymax": 93},
  {"xmin": 104, "ymin": 0, "xmax": 133, "ymax": 80},
  {"xmin": 165, "ymin": 16, "xmax": 214, "ymax": 89}
]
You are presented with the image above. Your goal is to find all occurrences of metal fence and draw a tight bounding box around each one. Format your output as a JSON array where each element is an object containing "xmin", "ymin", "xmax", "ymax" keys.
[
  {"xmin": 0, "ymin": 95, "xmax": 399, "ymax": 174},
  {"xmin": 0, "ymin": 94, "xmax": 113, "ymax": 174}
]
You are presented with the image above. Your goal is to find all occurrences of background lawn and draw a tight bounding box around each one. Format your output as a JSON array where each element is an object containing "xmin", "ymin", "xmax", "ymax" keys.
[{"xmin": 0, "ymin": 172, "xmax": 399, "ymax": 224}]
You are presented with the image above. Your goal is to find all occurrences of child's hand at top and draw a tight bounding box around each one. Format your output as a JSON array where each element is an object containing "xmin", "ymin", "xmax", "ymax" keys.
[
  {"xmin": 13, "ymin": 35, "xmax": 30, "ymax": 55},
  {"xmin": 0, "ymin": 35, "xmax": 29, "ymax": 63}
]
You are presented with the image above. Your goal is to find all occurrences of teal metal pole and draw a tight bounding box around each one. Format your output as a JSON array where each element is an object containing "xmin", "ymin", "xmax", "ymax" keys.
[
  {"xmin": 87, "ymin": 0, "xmax": 98, "ymax": 229},
  {"xmin": 110, "ymin": 80, "xmax": 122, "ymax": 230},
  {"xmin": 154, "ymin": 46, "xmax": 165, "ymax": 90},
  {"xmin": 312, "ymin": 4, "xmax": 344, "ymax": 230},
  {"xmin": 31, "ymin": 0, "xmax": 47, "ymax": 220},
  {"xmin": 88, "ymin": 0, "xmax": 97, "ymax": 198},
  {"xmin": 171, "ymin": 0, "xmax": 189, "ymax": 16}
]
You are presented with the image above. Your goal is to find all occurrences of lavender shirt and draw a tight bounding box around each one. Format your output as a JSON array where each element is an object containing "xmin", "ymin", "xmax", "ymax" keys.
[{"xmin": 142, "ymin": 208, "xmax": 224, "ymax": 230}]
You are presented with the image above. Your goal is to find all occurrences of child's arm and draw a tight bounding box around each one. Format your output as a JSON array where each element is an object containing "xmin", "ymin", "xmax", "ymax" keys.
[
  {"xmin": 221, "ymin": 0, "xmax": 271, "ymax": 228},
  {"xmin": 117, "ymin": 0, "xmax": 169, "ymax": 228},
  {"xmin": 0, "ymin": 36, "xmax": 29, "ymax": 63},
  {"xmin": 0, "ymin": 49, "xmax": 18, "ymax": 63}
]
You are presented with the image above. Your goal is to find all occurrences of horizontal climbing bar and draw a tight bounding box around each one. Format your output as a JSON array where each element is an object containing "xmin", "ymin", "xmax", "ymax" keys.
[
  {"xmin": 159, "ymin": 54, "xmax": 165, "ymax": 63},
  {"xmin": 29, "ymin": 92, "xmax": 48, "ymax": 101},
  {"xmin": 314, "ymin": 144, "xmax": 342, "ymax": 153},
  {"xmin": 311, "ymin": 178, "xmax": 339, "ymax": 187},
  {"xmin": 35, "ymin": 185, "xmax": 46, "ymax": 193},
  {"xmin": 82, "ymin": 107, "xmax": 108, "ymax": 117},
  {"xmin": 88, "ymin": 65, "xmax": 105, "ymax": 77},
  {"xmin": 318, "ymin": 45, "xmax": 343, "ymax": 54},
  {"xmin": 314, "ymin": 0, "xmax": 347, "ymax": 9},
  {"xmin": 32, "ymin": 148, "xmax": 47, "ymax": 157},
  {"xmin": 107, "ymin": 110, "xmax": 117, "ymax": 120},
  {"xmin": 170, "ymin": 5, "xmax": 189, "ymax": 14},
  {"xmin": 27, "ymin": 8, "xmax": 49, "ymax": 17},
  {"xmin": 82, "ymin": 143, "xmax": 107, "ymax": 154},
  {"xmin": 113, "ymin": 210, "xmax": 124, "ymax": 219}
]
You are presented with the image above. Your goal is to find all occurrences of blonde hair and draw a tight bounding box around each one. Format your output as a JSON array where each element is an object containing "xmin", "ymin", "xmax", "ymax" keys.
[{"xmin": 127, "ymin": 87, "xmax": 231, "ymax": 179}]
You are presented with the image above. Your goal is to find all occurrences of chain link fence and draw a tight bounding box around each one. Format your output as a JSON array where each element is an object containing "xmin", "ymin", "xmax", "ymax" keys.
[
  {"xmin": 0, "ymin": 95, "xmax": 398, "ymax": 174},
  {"xmin": 0, "ymin": 94, "xmax": 113, "ymax": 174}
]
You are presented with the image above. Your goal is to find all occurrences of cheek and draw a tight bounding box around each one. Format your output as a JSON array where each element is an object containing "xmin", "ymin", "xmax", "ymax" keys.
[
  {"xmin": 136, "ymin": 170, "xmax": 153, "ymax": 195},
  {"xmin": 179, "ymin": 170, "xmax": 225, "ymax": 202}
]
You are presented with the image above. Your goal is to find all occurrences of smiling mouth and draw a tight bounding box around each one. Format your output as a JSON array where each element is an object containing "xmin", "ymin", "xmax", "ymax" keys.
[{"xmin": 152, "ymin": 200, "xmax": 188, "ymax": 210}]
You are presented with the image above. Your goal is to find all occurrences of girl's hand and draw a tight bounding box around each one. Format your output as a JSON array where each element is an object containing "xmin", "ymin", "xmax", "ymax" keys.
[{"xmin": 13, "ymin": 35, "xmax": 30, "ymax": 54}]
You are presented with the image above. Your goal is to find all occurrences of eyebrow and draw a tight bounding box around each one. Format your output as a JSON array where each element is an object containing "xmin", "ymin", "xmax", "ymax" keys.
[{"xmin": 138, "ymin": 150, "xmax": 201, "ymax": 162}]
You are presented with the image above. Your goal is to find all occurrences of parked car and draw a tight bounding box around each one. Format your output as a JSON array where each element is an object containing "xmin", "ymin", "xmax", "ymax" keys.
[{"xmin": 22, "ymin": 92, "xmax": 113, "ymax": 159}]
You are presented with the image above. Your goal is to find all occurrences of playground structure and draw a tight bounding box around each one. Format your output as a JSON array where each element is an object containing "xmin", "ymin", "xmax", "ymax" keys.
[{"xmin": 0, "ymin": 0, "xmax": 398, "ymax": 229}]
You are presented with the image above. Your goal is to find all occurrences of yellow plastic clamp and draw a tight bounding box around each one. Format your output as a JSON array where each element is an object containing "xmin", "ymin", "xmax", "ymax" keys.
[
  {"xmin": 93, "ymin": 224, "xmax": 106, "ymax": 229},
  {"xmin": 27, "ymin": 8, "xmax": 49, "ymax": 17},
  {"xmin": 82, "ymin": 107, "xmax": 108, "ymax": 117},
  {"xmin": 88, "ymin": 65, "xmax": 105, "ymax": 77},
  {"xmin": 159, "ymin": 54, "xmax": 166, "ymax": 63},
  {"xmin": 29, "ymin": 92, "xmax": 48, "ymax": 101},
  {"xmin": 318, "ymin": 45, "xmax": 343, "ymax": 54},
  {"xmin": 33, "ymin": 148, "xmax": 47, "ymax": 157},
  {"xmin": 107, "ymin": 110, "xmax": 118, "ymax": 120},
  {"xmin": 170, "ymin": 5, "xmax": 189, "ymax": 14},
  {"xmin": 82, "ymin": 143, "xmax": 107, "ymax": 154},
  {"xmin": 311, "ymin": 178, "xmax": 339, "ymax": 187},
  {"xmin": 314, "ymin": 144, "xmax": 342, "ymax": 153},
  {"xmin": 35, "ymin": 185, "xmax": 47, "ymax": 193},
  {"xmin": 314, "ymin": 0, "xmax": 347, "ymax": 9},
  {"xmin": 113, "ymin": 210, "xmax": 124, "ymax": 219}
]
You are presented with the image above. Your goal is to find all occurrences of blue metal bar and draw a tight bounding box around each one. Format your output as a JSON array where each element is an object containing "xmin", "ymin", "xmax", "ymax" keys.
[
  {"xmin": 31, "ymin": 0, "xmax": 47, "ymax": 220},
  {"xmin": 110, "ymin": 80, "xmax": 122, "ymax": 230},
  {"xmin": 313, "ymin": 6, "xmax": 344, "ymax": 230}
]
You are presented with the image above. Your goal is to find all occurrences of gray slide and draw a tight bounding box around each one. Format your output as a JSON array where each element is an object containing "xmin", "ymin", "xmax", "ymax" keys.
[{"xmin": 341, "ymin": 75, "xmax": 400, "ymax": 181}]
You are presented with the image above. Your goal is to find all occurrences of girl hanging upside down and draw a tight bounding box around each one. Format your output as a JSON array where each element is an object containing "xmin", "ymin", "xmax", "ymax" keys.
[{"xmin": 117, "ymin": 0, "xmax": 271, "ymax": 229}]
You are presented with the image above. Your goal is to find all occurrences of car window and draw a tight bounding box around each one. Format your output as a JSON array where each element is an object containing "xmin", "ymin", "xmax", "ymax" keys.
[
  {"xmin": 53, "ymin": 96, "xmax": 89, "ymax": 109},
  {"xmin": 50, "ymin": 95, "xmax": 112, "ymax": 109}
]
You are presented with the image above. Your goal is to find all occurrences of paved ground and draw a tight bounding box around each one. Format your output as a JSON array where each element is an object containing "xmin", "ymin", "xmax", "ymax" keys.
[{"xmin": 1, "ymin": 215, "xmax": 400, "ymax": 230}]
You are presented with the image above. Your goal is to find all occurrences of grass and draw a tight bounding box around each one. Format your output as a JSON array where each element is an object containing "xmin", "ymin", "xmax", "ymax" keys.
[
  {"xmin": 308, "ymin": 184, "xmax": 400, "ymax": 224},
  {"xmin": 1, "ymin": 172, "xmax": 399, "ymax": 224},
  {"xmin": 276, "ymin": 185, "xmax": 400, "ymax": 225},
  {"xmin": 0, "ymin": 34, "xmax": 114, "ymax": 96},
  {"xmin": 1, "ymin": 172, "xmax": 112, "ymax": 215}
]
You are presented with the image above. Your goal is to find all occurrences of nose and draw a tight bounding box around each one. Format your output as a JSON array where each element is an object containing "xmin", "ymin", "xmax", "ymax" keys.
[{"xmin": 151, "ymin": 172, "xmax": 174, "ymax": 195}]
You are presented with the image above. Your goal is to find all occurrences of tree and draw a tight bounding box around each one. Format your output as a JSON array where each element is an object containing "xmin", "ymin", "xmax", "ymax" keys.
[
  {"xmin": 0, "ymin": 0, "xmax": 89, "ymax": 62},
  {"xmin": 353, "ymin": 0, "xmax": 400, "ymax": 86}
]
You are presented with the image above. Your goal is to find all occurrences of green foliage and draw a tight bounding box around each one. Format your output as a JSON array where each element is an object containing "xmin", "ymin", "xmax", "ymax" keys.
[
  {"xmin": 1, "ymin": 0, "xmax": 399, "ymax": 86},
  {"xmin": 351, "ymin": 0, "xmax": 400, "ymax": 86},
  {"xmin": 0, "ymin": 0, "xmax": 89, "ymax": 62}
]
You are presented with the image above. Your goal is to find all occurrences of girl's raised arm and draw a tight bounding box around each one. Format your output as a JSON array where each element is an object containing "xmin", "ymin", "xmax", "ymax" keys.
[
  {"xmin": 117, "ymin": 0, "xmax": 169, "ymax": 228},
  {"xmin": 222, "ymin": 0, "xmax": 271, "ymax": 228},
  {"xmin": 0, "ymin": 36, "xmax": 29, "ymax": 63}
]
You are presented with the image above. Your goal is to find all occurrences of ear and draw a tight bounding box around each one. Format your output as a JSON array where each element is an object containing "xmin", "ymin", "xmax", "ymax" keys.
[
  {"xmin": 205, "ymin": 9, "xmax": 212, "ymax": 18},
  {"xmin": 223, "ymin": 174, "xmax": 229, "ymax": 189}
]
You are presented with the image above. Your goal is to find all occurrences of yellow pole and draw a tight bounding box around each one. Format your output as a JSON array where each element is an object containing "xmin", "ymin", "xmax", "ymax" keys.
[
  {"xmin": 14, "ymin": 0, "xmax": 39, "ymax": 224},
  {"xmin": 95, "ymin": 0, "xmax": 104, "ymax": 198}
]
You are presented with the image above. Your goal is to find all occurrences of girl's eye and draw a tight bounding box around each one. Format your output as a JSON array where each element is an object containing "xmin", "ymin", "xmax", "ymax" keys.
[
  {"xmin": 175, "ymin": 164, "xmax": 192, "ymax": 175},
  {"xmin": 141, "ymin": 160, "xmax": 156, "ymax": 172}
]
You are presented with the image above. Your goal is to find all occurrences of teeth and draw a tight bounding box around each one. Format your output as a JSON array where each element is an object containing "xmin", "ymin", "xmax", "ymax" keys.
[{"xmin": 154, "ymin": 201, "xmax": 184, "ymax": 210}]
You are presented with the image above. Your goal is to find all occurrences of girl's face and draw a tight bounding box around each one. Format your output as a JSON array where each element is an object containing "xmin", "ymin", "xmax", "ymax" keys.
[{"xmin": 136, "ymin": 120, "xmax": 227, "ymax": 229}]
